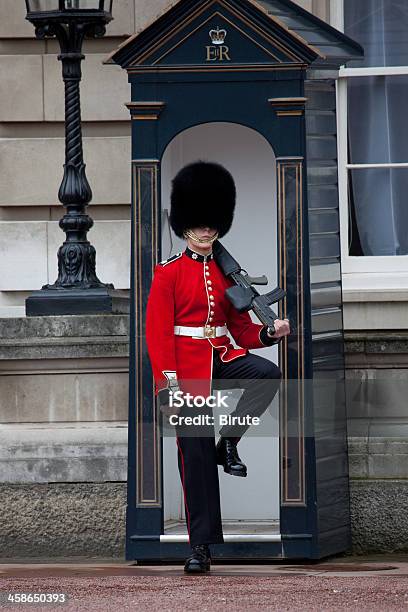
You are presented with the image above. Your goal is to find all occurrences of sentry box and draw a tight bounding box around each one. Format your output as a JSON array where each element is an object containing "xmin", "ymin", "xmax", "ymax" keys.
[{"xmin": 107, "ymin": 0, "xmax": 363, "ymax": 562}]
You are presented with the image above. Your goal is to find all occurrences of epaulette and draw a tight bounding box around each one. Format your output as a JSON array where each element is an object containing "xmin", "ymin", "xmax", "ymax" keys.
[{"xmin": 159, "ymin": 252, "xmax": 183, "ymax": 266}]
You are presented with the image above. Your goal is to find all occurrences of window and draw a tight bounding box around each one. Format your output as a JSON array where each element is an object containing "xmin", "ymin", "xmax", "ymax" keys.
[{"xmin": 336, "ymin": 1, "xmax": 408, "ymax": 279}]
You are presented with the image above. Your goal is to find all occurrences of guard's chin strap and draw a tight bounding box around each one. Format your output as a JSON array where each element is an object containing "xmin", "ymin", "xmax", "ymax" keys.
[
  {"xmin": 183, "ymin": 229, "xmax": 219, "ymax": 244},
  {"xmin": 161, "ymin": 211, "xmax": 219, "ymax": 258}
]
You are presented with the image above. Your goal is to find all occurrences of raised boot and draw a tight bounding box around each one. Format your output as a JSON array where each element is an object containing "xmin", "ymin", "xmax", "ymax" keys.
[
  {"xmin": 184, "ymin": 544, "xmax": 211, "ymax": 573},
  {"xmin": 216, "ymin": 436, "xmax": 247, "ymax": 477}
]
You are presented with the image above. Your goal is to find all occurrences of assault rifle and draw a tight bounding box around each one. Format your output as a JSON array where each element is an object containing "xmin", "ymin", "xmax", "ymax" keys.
[{"xmin": 212, "ymin": 240, "xmax": 286, "ymax": 334}]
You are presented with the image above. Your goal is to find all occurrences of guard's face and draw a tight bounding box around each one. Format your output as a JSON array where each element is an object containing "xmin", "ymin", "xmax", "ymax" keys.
[{"xmin": 191, "ymin": 226, "xmax": 218, "ymax": 245}]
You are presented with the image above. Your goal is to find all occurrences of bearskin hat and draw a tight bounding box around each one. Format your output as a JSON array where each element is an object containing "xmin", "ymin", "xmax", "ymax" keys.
[{"xmin": 170, "ymin": 160, "xmax": 236, "ymax": 238}]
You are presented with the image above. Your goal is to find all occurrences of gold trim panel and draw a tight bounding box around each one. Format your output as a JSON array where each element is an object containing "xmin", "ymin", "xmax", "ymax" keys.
[
  {"xmin": 127, "ymin": 63, "xmax": 307, "ymax": 74},
  {"xmin": 278, "ymin": 159, "xmax": 306, "ymax": 507},
  {"xmin": 133, "ymin": 162, "xmax": 162, "ymax": 508},
  {"xmin": 276, "ymin": 110, "xmax": 304, "ymax": 117}
]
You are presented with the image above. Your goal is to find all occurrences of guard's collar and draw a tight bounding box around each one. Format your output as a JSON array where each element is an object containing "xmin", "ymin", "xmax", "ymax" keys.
[{"xmin": 184, "ymin": 246, "xmax": 214, "ymax": 263}]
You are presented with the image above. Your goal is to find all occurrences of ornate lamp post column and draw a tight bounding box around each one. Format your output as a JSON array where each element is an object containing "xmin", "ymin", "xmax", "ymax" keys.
[{"xmin": 25, "ymin": 1, "xmax": 123, "ymax": 315}]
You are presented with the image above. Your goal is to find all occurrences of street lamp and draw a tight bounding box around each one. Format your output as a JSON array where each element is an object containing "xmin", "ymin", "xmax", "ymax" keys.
[{"xmin": 25, "ymin": 1, "xmax": 119, "ymax": 316}]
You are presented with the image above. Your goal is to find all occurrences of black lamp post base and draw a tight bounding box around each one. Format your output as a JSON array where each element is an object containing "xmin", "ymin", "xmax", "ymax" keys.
[{"xmin": 26, "ymin": 287, "xmax": 129, "ymax": 317}]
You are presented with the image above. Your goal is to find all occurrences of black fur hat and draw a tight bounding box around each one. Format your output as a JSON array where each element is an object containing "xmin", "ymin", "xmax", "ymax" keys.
[{"xmin": 170, "ymin": 160, "xmax": 236, "ymax": 238}]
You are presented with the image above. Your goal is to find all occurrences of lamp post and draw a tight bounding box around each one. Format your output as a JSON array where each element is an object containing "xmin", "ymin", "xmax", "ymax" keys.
[{"xmin": 25, "ymin": 1, "xmax": 123, "ymax": 316}]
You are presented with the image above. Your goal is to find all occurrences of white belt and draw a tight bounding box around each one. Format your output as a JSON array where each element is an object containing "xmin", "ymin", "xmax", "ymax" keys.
[{"xmin": 174, "ymin": 325, "xmax": 228, "ymax": 339}]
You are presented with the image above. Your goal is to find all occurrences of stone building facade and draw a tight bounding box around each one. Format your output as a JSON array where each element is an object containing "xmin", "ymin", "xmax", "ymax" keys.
[{"xmin": 0, "ymin": 0, "xmax": 407, "ymax": 558}]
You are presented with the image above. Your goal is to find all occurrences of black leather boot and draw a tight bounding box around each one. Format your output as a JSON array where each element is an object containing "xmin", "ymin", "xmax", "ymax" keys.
[
  {"xmin": 216, "ymin": 437, "xmax": 247, "ymax": 477},
  {"xmin": 184, "ymin": 544, "xmax": 211, "ymax": 573}
]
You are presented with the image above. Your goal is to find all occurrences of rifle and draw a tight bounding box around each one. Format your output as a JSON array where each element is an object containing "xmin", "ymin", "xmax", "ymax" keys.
[{"xmin": 212, "ymin": 240, "xmax": 286, "ymax": 334}]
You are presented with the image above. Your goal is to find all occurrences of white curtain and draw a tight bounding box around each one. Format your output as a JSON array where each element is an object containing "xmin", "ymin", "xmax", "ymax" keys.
[{"xmin": 345, "ymin": 0, "xmax": 408, "ymax": 255}]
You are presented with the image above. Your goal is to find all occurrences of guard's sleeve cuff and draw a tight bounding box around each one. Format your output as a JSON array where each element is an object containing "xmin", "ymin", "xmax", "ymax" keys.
[
  {"xmin": 158, "ymin": 371, "xmax": 181, "ymax": 405},
  {"xmin": 162, "ymin": 370, "xmax": 178, "ymax": 385},
  {"xmin": 259, "ymin": 326, "xmax": 280, "ymax": 346}
]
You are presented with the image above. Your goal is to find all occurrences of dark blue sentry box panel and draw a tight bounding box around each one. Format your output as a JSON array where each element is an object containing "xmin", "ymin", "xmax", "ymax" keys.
[{"xmin": 108, "ymin": 0, "xmax": 363, "ymax": 562}]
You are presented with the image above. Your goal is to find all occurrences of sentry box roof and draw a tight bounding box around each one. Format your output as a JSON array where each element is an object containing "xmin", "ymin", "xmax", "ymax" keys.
[{"xmin": 105, "ymin": 0, "xmax": 363, "ymax": 70}]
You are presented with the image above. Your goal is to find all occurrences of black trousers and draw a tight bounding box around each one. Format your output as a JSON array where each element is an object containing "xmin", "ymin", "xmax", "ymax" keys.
[{"xmin": 175, "ymin": 348, "xmax": 282, "ymax": 547}]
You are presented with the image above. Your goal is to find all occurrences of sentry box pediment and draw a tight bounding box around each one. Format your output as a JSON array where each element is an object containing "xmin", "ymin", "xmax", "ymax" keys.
[{"xmin": 106, "ymin": 0, "xmax": 362, "ymax": 73}]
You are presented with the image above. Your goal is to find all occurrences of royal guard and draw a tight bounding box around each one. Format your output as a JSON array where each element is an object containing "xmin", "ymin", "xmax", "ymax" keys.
[{"xmin": 146, "ymin": 161, "xmax": 291, "ymax": 573}]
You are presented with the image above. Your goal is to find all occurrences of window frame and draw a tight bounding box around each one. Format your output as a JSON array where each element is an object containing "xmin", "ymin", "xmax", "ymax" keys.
[{"xmin": 333, "ymin": 1, "xmax": 408, "ymax": 288}]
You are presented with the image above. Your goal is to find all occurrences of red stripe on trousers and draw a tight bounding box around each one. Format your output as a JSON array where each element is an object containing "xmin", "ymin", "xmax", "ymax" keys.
[{"xmin": 176, "ymin": 436, "xmax": 191, "ymax": 545}]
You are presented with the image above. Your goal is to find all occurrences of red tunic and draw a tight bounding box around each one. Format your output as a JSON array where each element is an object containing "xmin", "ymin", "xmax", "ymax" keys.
[{"xmin": 145, "ymin": 247, "xmax": 280, "ymax": 399}]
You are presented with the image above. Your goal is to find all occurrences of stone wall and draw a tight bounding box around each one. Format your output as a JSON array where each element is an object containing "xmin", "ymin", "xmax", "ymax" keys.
[
  {"xmin": 0, "ymin": 315, "xmax": 129, "ymax": 558},
  {"xmin": 346, "ymin": 332, "xmax": 408, "ymax": 554},
  {"xmin": 0, "ymin": 483, "xmax": 126, "ymax": 559}
]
